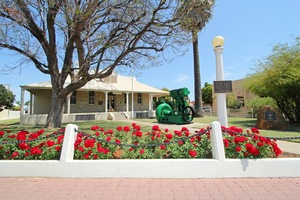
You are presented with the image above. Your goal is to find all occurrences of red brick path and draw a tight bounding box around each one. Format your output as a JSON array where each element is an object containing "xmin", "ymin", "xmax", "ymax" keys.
[{"xmin": 0, "ymin": 178, "xmax": 299, "ymax": 200}]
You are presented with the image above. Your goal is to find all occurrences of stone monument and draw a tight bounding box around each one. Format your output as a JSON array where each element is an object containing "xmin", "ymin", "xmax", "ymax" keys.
[{"xmin": 256, "ymin": 105, "xmax": 287, "ymax": 130}]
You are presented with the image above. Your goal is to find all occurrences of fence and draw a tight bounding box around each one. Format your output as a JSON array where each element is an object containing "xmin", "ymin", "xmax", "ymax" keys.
[
  {"xmin": 0, "ymin": 121, "xmax": 300, "ymax": 178},
  {"xmin": 0, "ymin": 109, "xmax": 20, "ymax": 120}
]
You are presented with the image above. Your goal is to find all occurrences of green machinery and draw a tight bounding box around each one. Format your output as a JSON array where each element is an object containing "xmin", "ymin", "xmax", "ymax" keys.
[{"xmin": 156, "ymin": 87, "xmax": 195, "ymax": 124}]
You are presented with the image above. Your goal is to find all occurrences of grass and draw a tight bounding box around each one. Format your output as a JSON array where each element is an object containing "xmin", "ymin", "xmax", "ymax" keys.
[
  {"xmin": 1, "ymin": 116, "xmax": 300, "ymax": 142},
  {"xmin": 133, "ymin": 116, "xmax": 300, "ymax": 142}
]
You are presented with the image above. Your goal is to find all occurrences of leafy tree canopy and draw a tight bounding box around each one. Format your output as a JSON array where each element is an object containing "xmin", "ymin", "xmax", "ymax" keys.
[
  {"xmin": 244, "ymin": 37, "xmax": 300, "ymax": 123},
  {"xmin": 0, "ymin": 0, "xmax": 189, "ymax": 127},
  {"xmin": 0, "ymin": 85, "xmax": 15, "ymax": 110},
  {"xmin": 202, "ymin": 82, "xmax": 212, "ymax": 104}
]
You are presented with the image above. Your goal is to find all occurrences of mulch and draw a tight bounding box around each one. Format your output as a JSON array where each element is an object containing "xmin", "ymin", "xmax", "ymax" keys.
[{"xmin": 279, "ymin": 152, "xmax": 300, "ymax": 158}]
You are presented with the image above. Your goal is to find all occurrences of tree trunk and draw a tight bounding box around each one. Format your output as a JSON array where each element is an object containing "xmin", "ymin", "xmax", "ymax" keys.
[
  {"xmin": 192, "ymin": 31, "xmax": 203, "ymax": 117},
  {"xmin": 45, "ymin": 84, "xmax": 66, "ymax": 128}
]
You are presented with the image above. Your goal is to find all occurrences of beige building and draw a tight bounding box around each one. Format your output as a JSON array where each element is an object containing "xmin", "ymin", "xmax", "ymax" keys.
[
  {"xmin": 20, "ymin": 73, "xmax": 168, "ymax": 125},
  {"xmin": 212, "ymin": 79, "xmax": 257, "ymax": 113}
]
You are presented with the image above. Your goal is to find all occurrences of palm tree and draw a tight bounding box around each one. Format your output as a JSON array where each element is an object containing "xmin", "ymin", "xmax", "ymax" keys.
[{"xmin": 176, "ymin": 0, "xmax": 215, "ymax": 117}]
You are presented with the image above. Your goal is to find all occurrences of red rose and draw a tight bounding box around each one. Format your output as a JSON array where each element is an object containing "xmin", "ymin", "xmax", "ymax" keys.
[
  {"xmin": 91, "ymin": 125, "xmax": 99, "ymax": 131},
  {"xmin": 166, "ymin": 134, "xmax": 173, "ymax": 140},
  {"xmin": 12, "ymin": 151, "xmax": 19, "ymax": 159},
  {"xmin": 29, "ymin": 133, "xmax": 39, "ymax": 139},
  {"xmin": 181, "ymin": 127, "xmax": 189, "ymax": 132},
  {"xmin": 160, "ymin": 145, "xmax": 166, "ymax": 150},
  {"xmin": 235, "ymin": 146, "xmax": 242, "ymax": 152},
  {"xmin": 129, "ymin": 147, "xmax": 134, "ymax": 152},
  {"xmin": 84, "ymin": 139, "xmax": 95, "ymax": 148},
  {"xmin": 0, "ymin": 131, "xmax": 4, "ymax": 137},
  {"xmin": 116, "ymin": 139, "xmax": 121, "ymax": 144},
  {"xmin": 190, "ymin": 137, "xmax": 195, "ymax": 143},
  {"xmin": 46, "ymin": 140, "xmax": 55, "ymax": 147},
  {"xmin": 84, "ymin": 153, "xmax": 90, "ymax": 159},
  {"xmin": 174, "ymin": 130, "xmax": 182, "ymax": 137},
  {"xmin": 106, "ymin": 136, "xmax": 111, "ymax": 142},
  {"xmin": 152, "ymin": 125, "xmax": 159, "ymax": 131},
  {"xmin": 30, "ymin": 147, "xmax": 42, "ymax": 155},
  {"xmin": 117, "ymin": 126, "xmax": 123, "ymax": 131},
  {"xmin": 135, "ymin": 131, "xmax": 143, "ymax": 137},
  {"xmin": 140, "ymin": 149, "xmax": 145, "ymax": 154},
  {"xmin": 189, "ymin": 150, "xmax": 197, "ymax": 158},
  {"xmin": 223, "ymin": 139, "xmax": 229, "ymax": 147},
  {"xmin": 17, "ymin": 131, "xmax": 27, "ymax": 140},
  {"xmin": 257, "ymin": 142, "xmax": 264, "ymax": 147},
  {"xmin": 103, "ymin": 148, "xmax": 110, "ymax": 154},
  {"xmin": 18, "ymin": 142, "xmax": 30, "ymax": 150},
  {"xmin": 184, "ymin": 131, "xmax": 190, "ymax": 137},
  {"xmin": 55, "ymin": 146, "xmax": 61, "ymax": 151},
  {"xmin": 123, "ymin": 126, "xmax": 130, "ymax": 132}
]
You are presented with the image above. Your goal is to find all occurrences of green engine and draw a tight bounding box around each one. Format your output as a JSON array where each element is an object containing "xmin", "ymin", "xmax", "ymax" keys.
[{"xmin": 156, "ymin": 87, "xmax": 195, "ymax": 124}]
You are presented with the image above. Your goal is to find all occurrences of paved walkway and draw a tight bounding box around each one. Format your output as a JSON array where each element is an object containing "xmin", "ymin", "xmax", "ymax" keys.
[{"xmin": 0, "ymin": 177, "xmax": 299, "ymax": 200}]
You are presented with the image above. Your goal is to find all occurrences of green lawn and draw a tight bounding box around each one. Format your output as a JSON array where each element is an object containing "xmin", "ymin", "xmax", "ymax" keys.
[
  {"xmin": 134, "ymin": 116, "xmax": 300, "ymax": 142},
  {"xmin": 1, "ymin": 116, "xmax": 300, "ymax": 142}
]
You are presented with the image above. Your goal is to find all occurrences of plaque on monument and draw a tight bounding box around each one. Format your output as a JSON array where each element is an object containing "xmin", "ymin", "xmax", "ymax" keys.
[
  {"xmin": 264, "ymin": 111, "xmax": 276, "ymax": 121},
  {"xmin": 213, "ymin": 81, "xmax": 233, "ymax": 93},
  {"xmin": 256, "ymin": 105, "xmax": 287, "ymax": 131}
]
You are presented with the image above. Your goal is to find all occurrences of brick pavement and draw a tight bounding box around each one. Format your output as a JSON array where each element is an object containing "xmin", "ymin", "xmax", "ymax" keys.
[{"xmin": 0, "ymin": 178, "xmax": 299, "ymax": 200}]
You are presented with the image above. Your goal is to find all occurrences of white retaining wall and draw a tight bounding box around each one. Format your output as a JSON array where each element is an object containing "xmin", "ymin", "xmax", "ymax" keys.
[
  {"xmin": 1, "ymin": 121, "xmax": 300, "ymax": 178},
  {"xmin": 0, "ymin": 109, "xmax": 20, "ymax": 120}
]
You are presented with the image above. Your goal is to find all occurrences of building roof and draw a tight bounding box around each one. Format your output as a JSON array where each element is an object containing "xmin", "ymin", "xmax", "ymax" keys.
[{"xmin": 21, "ymin": 74, "xmax": 168, "ymax": 95}]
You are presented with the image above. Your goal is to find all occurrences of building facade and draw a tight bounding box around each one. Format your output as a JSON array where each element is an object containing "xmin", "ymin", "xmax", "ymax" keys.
[{"xmin": 20, "ymin": 73, "xmax": 168, "ymax": 125}]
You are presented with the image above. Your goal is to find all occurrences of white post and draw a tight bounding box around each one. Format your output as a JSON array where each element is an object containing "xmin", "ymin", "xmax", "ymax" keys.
[
  {"xmin": 210, "ymin": 121, "xmax": 226, "ymax": 161},
  {"xmin": 131, "ymin": 76, "xmax": 134, "ymax": 119},
  {"xmin": 29, "ymin": 93, "xmax": 33, "ymax": 114},
  {"xmin": 213, "ymin": 36, "xmax": 228, "ymax": 127},
  {"xmin": 20, "ymin": 88, "xmax": 25, "ymax": 119},
  {"xmin": 126, "ymin": 93, "xmax": 129, "ymax": 112},
  {"xmin": 149, "ymin": 93, "xmax": 153, "ymax": 111},
  {"xmin": 105, "ymin": 92, "xmax": 108, "ymax": 113},
  {"xmin": 60, "ymin": 124, "xmax": 78, "ymax": 162}
]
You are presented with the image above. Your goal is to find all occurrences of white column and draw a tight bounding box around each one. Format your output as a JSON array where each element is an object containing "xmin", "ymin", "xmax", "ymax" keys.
[
  {"xmin": 67, "ymin": 96, "xmax": 70, "ymax": 114},
  {"xmin": 105, "ymin": 92, "xmax": 108, "ymax": 113},
  {"xmin": 149, "ymin": 93, "xmax": 153, "ymax": 111},
  {"xmin": 213, "ymin": 36, "xmax": 228, "ymax": 127},
  {"xmin": 20, "ymin": 88, "xmax": 25, "ymax": 118},
  {"xmin": 126, "ymin": 93, "xmax": 129, "ymax": 112},
  {"xmin": 131, "ymin": 76, "xmax": 134, "ymax": 119},
  {"xmin": 30, "ymin": 93, "xmax": 33, "ymax": 114}
]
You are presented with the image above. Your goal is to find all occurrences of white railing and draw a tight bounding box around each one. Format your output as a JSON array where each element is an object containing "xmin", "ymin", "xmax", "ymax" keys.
[{"xmin": 0, "ymin": 121, "xmax": 300, "ymax": 178}]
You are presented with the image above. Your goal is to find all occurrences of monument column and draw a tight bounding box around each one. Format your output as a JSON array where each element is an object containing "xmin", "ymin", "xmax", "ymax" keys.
[{"xmin": 213, "ymin": 36, "xmax": 228, "ymax": 127}]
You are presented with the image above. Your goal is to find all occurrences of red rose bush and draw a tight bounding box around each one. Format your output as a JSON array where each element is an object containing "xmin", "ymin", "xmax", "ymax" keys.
[{"xmin": 0, "ymin": 123, "xmax": 282, "ymax": 160}]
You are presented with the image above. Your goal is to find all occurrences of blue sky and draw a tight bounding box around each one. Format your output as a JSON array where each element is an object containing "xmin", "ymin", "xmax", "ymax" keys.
[{"xmin": 1, "ymin": 1, "xmax": 300, "ymax": 102}]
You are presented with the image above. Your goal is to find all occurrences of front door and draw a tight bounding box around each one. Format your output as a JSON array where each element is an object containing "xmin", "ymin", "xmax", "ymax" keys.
[{"xmin": 107, "ymin": 96, "xmax": 115, "ymax": 111}]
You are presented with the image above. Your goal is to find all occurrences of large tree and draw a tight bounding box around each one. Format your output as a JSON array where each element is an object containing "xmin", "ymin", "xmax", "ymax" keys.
[
  {"xmin": 0, "ymin": 0, "xmax": 189, "ymax": 127},
  {"xmin": 201, "ymin": 82, "xmax": 212, "ymax": 104},
  {"xmin": 176, "ymin": 0, "xmax": 215, "ymax": 117},
  {"xmin": 0, "ymin": 85, "xmax": 15, "ymax": 111},
  {"xmin": 244, "ymin": 37, "xmax": 300, "ymax": 123}
]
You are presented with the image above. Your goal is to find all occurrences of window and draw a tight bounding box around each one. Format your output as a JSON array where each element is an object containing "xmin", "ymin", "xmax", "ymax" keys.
[
  {"xmin": 137, "ymin": 93, "xmax": 142, "ymax": 104},
  {"xmin": 70, "ymin": 91, "xmax": 77, "ymax": 104},
  {"xmin": 237, "ymin": 96, "xmax": 245, "ymax": 107},
  {"xmin": 89, "ymin": 91, "xmax": 95, "ymax": 105}
]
